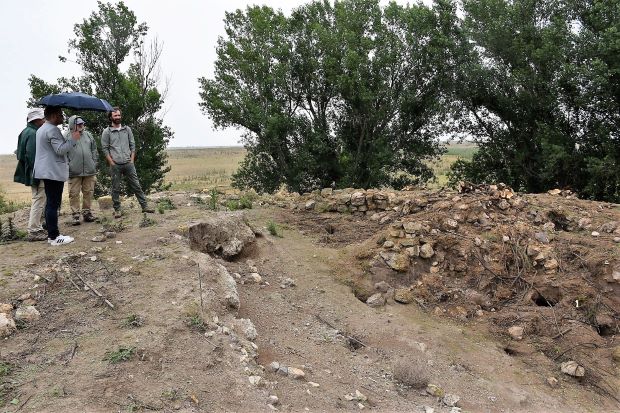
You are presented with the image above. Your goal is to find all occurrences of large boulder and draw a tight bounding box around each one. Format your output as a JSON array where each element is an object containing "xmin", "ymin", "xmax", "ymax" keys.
[
  {"xmin": 189, "ymin": 212, "xmax": 256, "ymax": 260},
  {"xmin": 0, "ymin": 313, "xmax": 16, "ymax": 338}
]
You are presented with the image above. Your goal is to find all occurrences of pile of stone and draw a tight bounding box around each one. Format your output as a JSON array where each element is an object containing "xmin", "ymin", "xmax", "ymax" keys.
[{"xmin": 0, "ymin": 294, "xmax": 41, "ymax": 338}]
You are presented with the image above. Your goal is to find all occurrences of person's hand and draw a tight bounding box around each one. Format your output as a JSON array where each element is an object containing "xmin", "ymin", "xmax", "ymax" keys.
[{"xmin": 71, "ymin": 130, "xmax": 81, "ymax": 140}]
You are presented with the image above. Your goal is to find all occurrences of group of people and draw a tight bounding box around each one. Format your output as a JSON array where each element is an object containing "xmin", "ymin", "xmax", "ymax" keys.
[{"xmin": 13, "ymin": 106, "xmax": 154, "ymax": 246}]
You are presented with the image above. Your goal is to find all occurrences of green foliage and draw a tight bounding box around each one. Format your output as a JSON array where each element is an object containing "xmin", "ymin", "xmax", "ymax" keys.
[
  {"xmin": 122, "ymin": 314, "xmax": 144, "ymax": 328},
  {"xmin": 28, "ymin": 1, "xmax": 172, "ymax": 198},
  {"xmin": 199, "ymin": 0, "xmax": 454, "ymax": 193},
  {"xmin": 207, "ymin": 188, "xmax": 220, "ymax": 211},
  {"xmin": 226, "ymin": 194, "xmax": 253, "ymax": 210},
  {"xmin": 139, "ymin": 213, "xmax": 157, "ymax": 228},
  {"xmin": 156, "ymin": 197, "xmax": 176, "ymax": 214},
  {"xmin": 0, "ymin": 191, "xmax": 22, "ymax": 215},
  {"xmin": 267, "ymin": 220, "xmax": 282, "ymax": 237},
  {"xmin": 103, "ymin": 346, "xmax": 136, "ymax": 364},
  {"xmin": 448, "ymin": 0, "xmax": 620, "ymax": 202}
]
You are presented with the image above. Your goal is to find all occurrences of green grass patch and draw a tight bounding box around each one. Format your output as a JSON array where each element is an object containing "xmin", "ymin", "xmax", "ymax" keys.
[
  {"xmin": 267, "ymin": 220, "xmax": 283, "ymax": 237},
  {"xmin": 103, "ymin": 346, "xmax": 136, "ymax": 364}
]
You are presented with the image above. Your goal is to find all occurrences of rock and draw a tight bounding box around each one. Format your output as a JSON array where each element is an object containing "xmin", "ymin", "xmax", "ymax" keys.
[
  {"xmin": 449, "ymin": 408, "xmax": 462, "ymax": 413},
  {"xmin": 405, "ymin": 246, "xmax": 420, "ymax": 257},
  {"xmin": 443, "ymin": 394, "xmax": 460, "ymax": 407},
  {"xmin": 268, "ymin": 395, "xmax": 280, "ymax": 406},
  {"xmin": 498, "ymin": 199, "xmax": 510, "ymax": 210},
  {"xmin": 614, "ymin": 237, "xmax": 620, "ymax": 243},
  {"xmin": 508, "ymin": 326, "xmax": 524, "ymax": 340},
  {"xmin": 269, "ymin": 361, "xmax": 281, "ymax": 372},
  {"xmin": 366, "ymin": 293, "xmax": 386, "ymax": 308},
  {"xmin": 355, "ymin": 390, "xmax": 367, "ymax": 402},
  {"xmin": 394, "ymin": 288, "xmax": 414, "ymax": 304},
  {"xmin": 280, "ymin": 278, "xmax": 296, "ymax": 288},
  {"xmin": 383, "ymin": 240, "xmax": 395, "ymax": 249},
  {"xmin": 0, "ymin": 303, "xmax": 13, "ymax": 314},
  {"xmin": 288, "ymin": 367, "xmax": 305, "ymax": 379},
  {"xmin": 97, "ymin": 195, "xmax": 113, "ymax": 210},
  {"xmin": 308, "ymin": 381, "xmax": 320, "ymax": 387},
  {"xmin": 249, "ymin": 273, "xmax": 262, "ymax": 283},
  {"xmin": 548, "ymin": 189, "xmax": 562, "ymax": 195},
  {"xmin": 561, "ymin": 360, "xmax": 585, "ymax": 377},
  {"xmin": 526, "ymin": 245, "xmax": 540, "ymax": 256},
  {"xmin": 104, "ymin": 231, "xmax": 116, "ymax": 239},
  {"xmin": 320, "ymin": 188, "xmax": 333, "ymax": 197},
  {"xmin": 423, "ymin": 407, "xmax": 435, "ymax": 413},
  {"xmin": 544, "ymin": 259, "xmax": 559, "ymax": 271},
  {"xmin": 612, "ymin": 270, "xmax": 620, "ymax": 283},
  {"xmin": 534, "ymin": 232, "xmax": 550, "ymax": 244},
  {"xmin": 380, "ymin": 251, "xmax": 410, "ymax": 272},
  {"xmin": 277, "ymin": 365, "xmax": 289, "ymax": 376},
  {"xmin": 374, "ymin": 281, "xmax": 391, "ymax": 293},
  {"xmin": 91, "ymin": 235, "xmax": 106, "ymax": 242},
  {"xmin": 426, "ymin": 384, "xmax": 444, "ymax": 398},
  {"xmin": 195, "ymin": 254, "xmax": 240, "ymax": 311},
  {"xmin": 14, "ymin": 306, "xmax": 40, "ymax": 323},
  {"xmin": 442, "ymin": 218, "xmax": 459, "ymax": 231},
  {"xmin": 188, "ymin": 213, "xmax": 256, "ymax": 260},
  {"xmin": 612, "ymin": 346, "xmax": 620, "ymax": 363},
  {"xmin": 0, "ymin": 313, "xmax": 17, "ymax": 338},
  {"xmin": 420, "ymin": 244, "xmax": 435, "ymax": 259},
  {"xmin": 591, "ymin": 231, "xmax": 600, "ymax": 237},
  {"xmin": 547, "ymin": 377, "xmax": 559, "ymax": 388},
  {"xmin": 305, "ymin": 200, "xmax": 316, "ymax": 210},
  {"xmin": 249, "ymin": 376, "xmax": 262, "ymax": 386},
  {"xmin": 403, "ymin": 221, "xmax": 422, "ymax": 234},
  {"xmin": 351, "ymin": 192, "xmax": 366, "ymax": 206},
  {"xmin": 578, "ymin": 217, "xmax": 592, "ymax": 229},
  {"xmin": 599, "ymin": 221, "xmax": 618, "ymax": 233},
  {"xmin": 233, "ymin": 318, "xmax": 257, "ymax": 341}
]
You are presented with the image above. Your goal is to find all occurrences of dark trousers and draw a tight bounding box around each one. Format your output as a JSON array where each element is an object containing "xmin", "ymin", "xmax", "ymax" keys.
[
  {"xmin": 110, "ymin": 162, "xmax": 147, "ymax": 210},
  {"xmin": 43, "ymin": 179, "xmax": 64, "ymax": 240}
]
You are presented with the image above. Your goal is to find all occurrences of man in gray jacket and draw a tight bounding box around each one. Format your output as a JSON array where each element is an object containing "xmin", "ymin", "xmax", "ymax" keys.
[
  {"xmin": 101, "ymin": 107, "xmax": 154, "ymax": 218},
  {"xmin": 34, "ymin": 106, "xmax": 80, "ymax": 245},
  {"xmin": 66, "ymin": 115, "xmax": 98, "ymax": 225}
]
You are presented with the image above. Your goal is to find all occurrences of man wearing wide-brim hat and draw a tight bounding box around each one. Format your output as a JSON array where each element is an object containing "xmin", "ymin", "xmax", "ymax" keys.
[{"xmin": 13, "ymin": 108, "xmax": 47, "ymax": 241}]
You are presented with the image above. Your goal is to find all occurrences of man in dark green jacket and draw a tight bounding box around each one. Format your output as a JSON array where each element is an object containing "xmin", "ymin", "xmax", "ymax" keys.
[{"xmin": 13, "ymin": 108, "xmax": 47, "ymax": 241}]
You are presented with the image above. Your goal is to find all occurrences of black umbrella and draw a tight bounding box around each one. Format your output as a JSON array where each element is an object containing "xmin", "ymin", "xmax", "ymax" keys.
[{"xmin": 37, "ymin": 92, "xmax": 114, "ymax": 112}]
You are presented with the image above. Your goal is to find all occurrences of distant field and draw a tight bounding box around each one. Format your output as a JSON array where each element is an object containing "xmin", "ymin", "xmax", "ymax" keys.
[{"xmin": 0, "ymin": 143, "xmax": 475, "ymax": 203}]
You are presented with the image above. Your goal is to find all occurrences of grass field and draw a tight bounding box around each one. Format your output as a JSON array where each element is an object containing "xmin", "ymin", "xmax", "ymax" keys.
[{"xmin": 0, "ymin": 143, "xmax": 475, "ymax": 204}]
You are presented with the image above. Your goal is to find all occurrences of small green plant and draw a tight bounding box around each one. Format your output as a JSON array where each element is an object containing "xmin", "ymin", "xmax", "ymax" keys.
[
  {"xmin": 139, "ymin": 213, "xmax": 157, "ymax": 228},
  {"xmin": 226, "ymin": 194, "xmax": 253, "ymax": 211},
  {"xmin": 267, "ymin": 220, "xmax": 282, "ymax": 237},
  {"xmin": 161, "ymin": 388, "xmax": 179, "ymax": 401},
  {"xmin": 101, "ymin": 216, "xmax": 127, "ymax": 233},
  {"xmin": 50, "ymin": 385, "xmax": 66, "ymax": 398},
  {"xmin": 157, "ymin": 197, "xmax": 176, "ymax": 214},
  {"xmin": 207, "ymin": 188, "xmax": 220, "ymax": 211},
  {"xmin": 123, "ymin": 314, "xmax": 144, "ymax": 328},
  {"xmin": 0, "ymin": 362, "xmax": 12, "ymax": 377},
  {"xmin": 103, "ymin": 346, "xmax": 136, "ymax": 364}
]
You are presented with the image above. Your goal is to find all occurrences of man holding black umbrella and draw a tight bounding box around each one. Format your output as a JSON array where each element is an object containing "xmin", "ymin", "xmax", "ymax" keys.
[
  {"xmin": 101, "ymin": 107, "xmax": 154, "ymax": 218},
  {"xmin": 33, "ymin": 106, "xmax": 80, "ymax": 246}
]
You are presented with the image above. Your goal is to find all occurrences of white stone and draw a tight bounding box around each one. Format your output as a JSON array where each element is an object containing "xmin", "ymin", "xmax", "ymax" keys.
[
  {"xmin": 249, "ymin": 273, "xmax": 262, "ymax": 283},
  {"xmin": 288, "ymin": 367, "xmax": 305, "ymax": 379},
  {"xmin": 508, "ymin": 326, "xmax": 524, "ymax": 340},
  {"xmin": 249, "ymin": 376, "xmax": 262, "ymax": 386},
  {"xmin": 0, "ymin": 313, "xmax": 16, "ymax": 338},
  {"xmin": 420, "ymin": 243, "xmax": 435, "ymax": 259},
  {"xmin": 366, "ymin": 293, "xmax": 386, "ymax": 308},
  {"xmin": 14, "ymin": 306, "xmax": 40, "ymax": 323},
  {"xmin": 443, "ymin": 393, "xmax": 460, "ymax": 407},
  {"xmin": 561, "ymin": 360, "xmax": 585, "ymax": 377},
  {"xmin": 591, "ymin": 231, "xmax": 600, "ymax": 237}
]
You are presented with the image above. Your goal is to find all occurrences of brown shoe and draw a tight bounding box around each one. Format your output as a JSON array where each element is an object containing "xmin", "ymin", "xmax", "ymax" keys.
[
  {"xmin": 71, "ymin": 215, "xmax": 81, "ymax": 226},
  {"xmin": 142, "ymin": 207, "xmax": 155, "ymax": 214}
]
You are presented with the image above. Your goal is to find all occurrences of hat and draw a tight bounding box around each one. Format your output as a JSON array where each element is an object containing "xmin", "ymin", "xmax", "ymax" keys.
[
  {"xmin": 75, "ymin": 117, "xmax": 85, "ymax": 125},
  {"xmin": 27, "ymin": 108, "xmax": 44, "ymax": 123}
]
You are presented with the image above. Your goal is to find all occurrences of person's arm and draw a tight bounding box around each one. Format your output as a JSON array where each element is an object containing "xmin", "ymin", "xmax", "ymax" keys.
[
  {"xmin": 50, "ymin": 127, "xmax": 79, "ymax": 156},
  {"xmin": 101, "ymin": 128, "xmax": 115, "ymax": 166},
  {"xmin": 128, "ymin": 127, "xmax": 136, "ymax": 163},
  {"xmin": 16, "ymin": 133, "xmax": 26, "ymax": 161},
  {"xmin": 89, "ymin": 133, "xmax": 99, "ymax": 168},
  {"xmin": 24, "ymin": 132, "xmax": 36, "ymax": 167}
]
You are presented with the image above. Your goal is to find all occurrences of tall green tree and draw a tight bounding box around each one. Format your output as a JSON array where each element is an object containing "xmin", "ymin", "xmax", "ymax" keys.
[
  {"xmin": 199, "ymin": 0, "xmax": 455, "ymax": 193},
  {"xmin": 28, "ymin": 1, "xmax": 171, "ymax": 196}
]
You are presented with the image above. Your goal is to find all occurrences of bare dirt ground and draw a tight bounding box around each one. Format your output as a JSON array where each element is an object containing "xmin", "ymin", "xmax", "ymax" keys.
[{"xmin": 1, "ymin": 190, "xmax": 618, "ymax": 412}]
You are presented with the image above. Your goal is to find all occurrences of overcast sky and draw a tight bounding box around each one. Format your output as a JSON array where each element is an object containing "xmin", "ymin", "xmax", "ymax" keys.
[{"xmin": 1, "ymin": 0, "xmax": 427, "ymax": 155}]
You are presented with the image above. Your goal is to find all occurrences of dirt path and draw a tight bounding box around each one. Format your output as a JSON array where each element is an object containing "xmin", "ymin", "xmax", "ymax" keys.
[
  {"xmin": 1, "ymin": 198, "xmax": 617, "ymax": 412},
  {"xmin": 227, "ymin": 208, "xmax": 617, "ymax": 412}
]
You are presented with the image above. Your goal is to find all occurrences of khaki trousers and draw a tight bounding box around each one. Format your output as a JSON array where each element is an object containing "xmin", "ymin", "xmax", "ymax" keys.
[
  {"xmin": 69, "ymin": 175, "xmax": 96, "ymax": 216},
  {"xmin": 28, "ymin": 181, "xmax": 46, "ymax": 233}
]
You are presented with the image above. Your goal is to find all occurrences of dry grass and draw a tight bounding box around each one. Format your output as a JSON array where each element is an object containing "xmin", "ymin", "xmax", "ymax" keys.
[
  {"xmin": 393, "ymin": 358, "xmax": 430, "ymax": 389},
  {"xmin": 0, "ymin": 144, "xmax": 472, "ymax": 203}
]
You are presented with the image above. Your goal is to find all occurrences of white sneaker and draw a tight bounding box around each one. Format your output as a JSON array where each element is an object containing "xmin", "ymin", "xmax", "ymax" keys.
[{"xmin": 49, "ymin": 235, "xmax": 74, "ymax": 246}]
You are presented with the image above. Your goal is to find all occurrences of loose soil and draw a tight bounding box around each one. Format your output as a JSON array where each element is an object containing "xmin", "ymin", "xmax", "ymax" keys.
[{"xmin": 0, "ymin": 190, "xmax": 618, "ymax": 412}]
